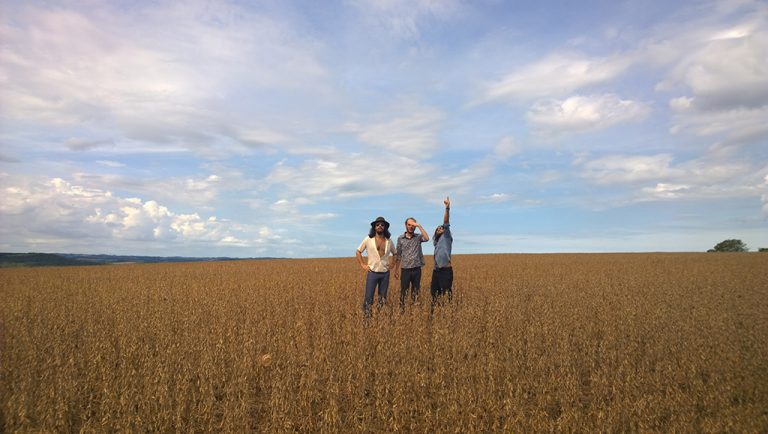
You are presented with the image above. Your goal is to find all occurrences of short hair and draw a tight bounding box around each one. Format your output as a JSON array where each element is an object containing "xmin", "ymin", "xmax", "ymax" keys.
[{"xmin": 405, "ymin": 217, "xmax": 416, "ymax": 224}]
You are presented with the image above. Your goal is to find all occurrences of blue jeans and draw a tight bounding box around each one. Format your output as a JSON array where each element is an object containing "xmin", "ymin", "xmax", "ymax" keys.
[{"xmin": 363, "ymin": 271, "xmax": 389, "ymax": 316}]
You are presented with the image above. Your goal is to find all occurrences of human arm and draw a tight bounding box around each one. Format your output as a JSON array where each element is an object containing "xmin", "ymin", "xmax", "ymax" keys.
[
  {"xmin": 394, "ymin": 238, "xmax": 401, "ymax": 278},
  {"xmin": 356, "ymin": 239, "xmax": 369, "ymax": 271},
  {"xmin": 392, "ymin": 252, "xmax": 399, "ymax": 277},
  {"xmin": 356, "ymin": 249, "xmax": 369, "ymax": 271},
  {"xmin": 389, "ymin": 239, "xmax": 398, "ymax": 275},
  {"xmin": 443, "ymin": 197, "xmax": 450, "ymax": 225},
  {"xmin": 417, "ymin": 223, "xmax": 429, "ymax": 242}
]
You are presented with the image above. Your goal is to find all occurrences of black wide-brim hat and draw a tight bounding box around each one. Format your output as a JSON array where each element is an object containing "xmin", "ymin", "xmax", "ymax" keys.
[{"xmin": 370, "ymin": 216, "xmax": 390, "ymax": 229}]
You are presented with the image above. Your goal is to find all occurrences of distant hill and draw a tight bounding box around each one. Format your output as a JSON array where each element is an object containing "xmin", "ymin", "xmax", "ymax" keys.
[
  {"xmin": 0, "ymin": 253, "xmax": 96, "ymax": 267},
  {"xmin": 0, "ymin": 252, "xmax": 275, "ymax": 267}
]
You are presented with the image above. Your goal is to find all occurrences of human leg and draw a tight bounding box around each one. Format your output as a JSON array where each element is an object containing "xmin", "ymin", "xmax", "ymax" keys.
[
  {"xmin": 378, "ymin": 271, "xmax": 390, "ymax": 309},
  {"xmin": 439, "ymin": 267, "xmax": 453, "ymax": 302},
  {"xmin": 399, "ymin": 268, "xmax": 409, "ymax": 310},
  {"xmin": 363, "ymin": 271, "xmax": 378, "ymax": 317}
]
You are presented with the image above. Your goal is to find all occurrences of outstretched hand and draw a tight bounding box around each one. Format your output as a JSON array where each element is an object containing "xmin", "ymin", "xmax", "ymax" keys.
[{"xmin": 444, "ymin": 197, "xmax": 450, "ymax": 208}]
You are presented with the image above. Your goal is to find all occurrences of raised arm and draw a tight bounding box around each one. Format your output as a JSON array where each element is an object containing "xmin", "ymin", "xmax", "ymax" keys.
[
  {"xmin": 417, "ymin": 223, "xmax": 429, "ymax": 241},
  {"xmin": 443, "ymin": 197, "xmax": 450, "ymax": 225}
]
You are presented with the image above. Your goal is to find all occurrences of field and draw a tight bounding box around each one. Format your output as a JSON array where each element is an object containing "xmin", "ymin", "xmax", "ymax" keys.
[{"xmin": 2, "ymin": 253, "xmax": 767, "ymax": 432}]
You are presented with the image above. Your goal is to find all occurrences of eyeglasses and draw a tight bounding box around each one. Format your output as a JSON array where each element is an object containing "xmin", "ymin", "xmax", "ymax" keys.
[{"xmin": 375, "ymin": 223, "xmax": 387, "ymax": 227}]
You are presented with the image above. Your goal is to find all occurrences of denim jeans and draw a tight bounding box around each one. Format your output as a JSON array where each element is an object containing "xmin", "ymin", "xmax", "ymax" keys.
[{"xmin": 363, "ymin": 271, "xmax": 389, "ymax": 316}]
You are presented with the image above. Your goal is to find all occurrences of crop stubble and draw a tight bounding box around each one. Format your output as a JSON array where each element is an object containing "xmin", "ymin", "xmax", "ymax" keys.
[{"xmin": 1, "ymin": 253, "xmax": 767, "ymax": 432}]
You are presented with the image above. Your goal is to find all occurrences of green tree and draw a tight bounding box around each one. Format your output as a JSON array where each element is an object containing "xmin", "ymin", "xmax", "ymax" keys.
[{"xmin": 708, "ymin": 239, "xmax": 749, "ymax": 252}]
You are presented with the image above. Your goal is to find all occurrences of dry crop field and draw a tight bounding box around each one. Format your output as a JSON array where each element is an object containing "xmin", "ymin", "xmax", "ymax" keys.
[{"xmin": 2, "ymin": 253, "xmax": 767, "ymax": 432}]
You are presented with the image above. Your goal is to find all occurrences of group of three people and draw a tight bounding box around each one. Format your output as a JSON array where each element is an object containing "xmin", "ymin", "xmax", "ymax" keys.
[{"xmin": 355, "ymin": 197, "xmax": 453, "ymax": 316}]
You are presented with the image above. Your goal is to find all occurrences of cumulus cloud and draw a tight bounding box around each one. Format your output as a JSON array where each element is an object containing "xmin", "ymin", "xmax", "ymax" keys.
[
  {"xmin": 578, "ymin": 152, "xmax": 762, "ymax": 204},
  {"xmin": 658, "ymin": 17, "xmax": 768, "ymax": 149},
  {"xmin": 481, "ymin": 53, "xmax": 632, "ymax": 103},
  {"xmin": 526, "ymin": 94, "xmax": 650, "ymax": 134},
  {"xmin": 0, "ymin": 177, "xmax": 279, "ymax": 250},
  {"xmin": 665, "ymin": 29, "xmax": 768, "ymax": 111}
]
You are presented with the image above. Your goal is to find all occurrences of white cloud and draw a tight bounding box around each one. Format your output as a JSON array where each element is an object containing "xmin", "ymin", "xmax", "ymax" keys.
[
  {"xmin": 481, "ymin": 193, "xmax": 511, "ymax": 203},
  {"xmin": 0, "ymin": 2, "xmax": 328, "ymax": 157},
  {"xmin": 96, "ymin": 160, "xmax": 125, "ymax": 168},
  {"xmin": 666, "ymin": 29, "xmax": 768, "ymax": 111},
  {"xmin": 641, "ymin": 183, "xmax": 691, "ymax": 199},
  {"xmin": 351, "ymin": 0, "xmax": 462, "ymax": 40},
  {"xmin": 265, "ymin": 151, "xmax": 495, "ymax": 201},
  {"xmin": 344, "ymin": 103, "xmax": 445, "ymax": 155},
  {"xmin": 526, "ymin": 94, "xmax": 650, "ymax": 134},
  {"xmin": 493, "ymin": 136, "xmax": 520, "ymax": 160},
  {"xmin": 578, "ymin": 153, "xmax": 763, "ymax": 204},
  {"xmin": 656, "ymin": 14, "xmax": 768, "ymax": 149},
  {"xmin": 579, "ymin": 154, "xmax": 678, "ymax": 184},
  {"xmin": 481, "ymin": 53, "xmax": 632, "ymax": 103},
  {"xmin": 0, "ymin": 177, "xmax": 284, "ymax": 250}
]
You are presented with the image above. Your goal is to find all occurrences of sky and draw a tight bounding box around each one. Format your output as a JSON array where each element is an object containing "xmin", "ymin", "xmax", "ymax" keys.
[{"xmin": 1, "ymin": 0, "xmax": 767, "ymax": 258}]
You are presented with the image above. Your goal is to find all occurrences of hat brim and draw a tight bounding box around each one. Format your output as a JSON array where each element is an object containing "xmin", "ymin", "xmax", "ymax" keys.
[{"xmin": 371, "ymin": 220, "xmax": 390, "ymax": 228}]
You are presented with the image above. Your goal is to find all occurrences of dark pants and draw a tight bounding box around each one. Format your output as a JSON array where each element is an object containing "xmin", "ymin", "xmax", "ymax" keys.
[
  {"xmin": 400, "ymin": 267, "xmax": 422, "ymax": 309},
  {"xmin": 363, "ymin": 271, "xmax": 389, "ymax": 317},
  {"xmin": 430, "ymin": 267, "xmax": 453, "ymax": 309}
]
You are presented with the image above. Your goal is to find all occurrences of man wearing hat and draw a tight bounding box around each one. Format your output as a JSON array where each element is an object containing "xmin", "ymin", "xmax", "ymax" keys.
[{"xmin": 356, "ymin": 216, "xmax": 398, "ymax": 317}]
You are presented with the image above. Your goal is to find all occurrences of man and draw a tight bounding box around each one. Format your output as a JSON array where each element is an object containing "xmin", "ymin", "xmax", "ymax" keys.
[
  {"xmin": 394, "ymin": 217, "xmax": 429, "ymax": 311},
  {"xmin": 356, "ymin": 216, "xmax": 397, "ymax": 317},
  {"xmin": 431, "ymin": 197, "xmax": 453, "ymax": 310}
]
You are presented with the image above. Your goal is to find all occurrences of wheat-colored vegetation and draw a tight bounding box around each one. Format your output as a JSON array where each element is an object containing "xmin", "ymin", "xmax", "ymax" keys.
[{"xmin": 2, "ymin": 253, "xmax": 767, "ymax": 432}]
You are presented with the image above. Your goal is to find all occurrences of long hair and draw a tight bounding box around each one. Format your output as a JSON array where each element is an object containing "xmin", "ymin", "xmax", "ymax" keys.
[
  {"xmin": 369, "ymin": 227, "xmax": 391, "ymax": 239},
  {"xmin": 433, "ymin": 226, "xmax": 443, "ymax": 244}
]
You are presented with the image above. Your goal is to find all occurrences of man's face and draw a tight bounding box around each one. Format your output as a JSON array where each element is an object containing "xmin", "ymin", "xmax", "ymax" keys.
[
  {"xmin": 405, "ymin": 219, "xmax": 417, "ymax": 234},
  {"xmin": 436, "ymin": 225, "xmax": 445, "ymax": 235},
  {"xmin": 375, "ymin": 222, "xmax": 386, "ymax": 234}
]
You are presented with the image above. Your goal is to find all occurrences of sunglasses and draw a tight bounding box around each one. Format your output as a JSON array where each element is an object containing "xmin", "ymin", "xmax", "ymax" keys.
[{"xmin": 375, "ymin": 223, "xmax": 387, "ymax": 227}]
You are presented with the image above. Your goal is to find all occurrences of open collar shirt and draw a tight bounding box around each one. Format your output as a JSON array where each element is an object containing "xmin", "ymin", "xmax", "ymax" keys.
[{"xmin": 357, "ymin": 236, "xmax": 396, "ymax": 272}]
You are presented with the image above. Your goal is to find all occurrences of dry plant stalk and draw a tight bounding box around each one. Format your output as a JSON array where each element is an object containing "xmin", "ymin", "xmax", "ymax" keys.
[{"xmin": 1, "ymin": 253, "xmax": 767, "ymax": 432}]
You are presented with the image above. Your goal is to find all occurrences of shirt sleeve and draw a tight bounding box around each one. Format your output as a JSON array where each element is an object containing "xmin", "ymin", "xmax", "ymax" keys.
[
  {"xmin": 357, "ymin": 238, "xmax": 368, "ymax": 253},
  {"xmin": 396, "ymin": 237, "xmax": 402, "ymax": 255},
  {"xmin": 444, "ymin": 225, "xmax": 453, "ymax": 240},
  {"xmin": 389, "ymin": 239, "xmax": 396, "ymax": 256}
]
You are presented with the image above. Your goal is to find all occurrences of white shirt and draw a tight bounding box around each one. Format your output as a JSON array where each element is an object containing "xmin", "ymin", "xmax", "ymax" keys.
[{"xmin": 357, "ymin": 236, "xmax": 396, "ymax": 272}]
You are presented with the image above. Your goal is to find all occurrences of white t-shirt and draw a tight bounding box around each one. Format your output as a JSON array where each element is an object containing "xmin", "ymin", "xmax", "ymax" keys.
[{"xmin": 357, "ymin": 236, "xmax": 396, "ymax": 272}]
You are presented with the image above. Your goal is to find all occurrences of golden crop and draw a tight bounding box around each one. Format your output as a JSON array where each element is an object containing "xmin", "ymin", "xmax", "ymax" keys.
[{"xmin": 2, "ymin": 253, "xmax": 767, "ymax": 432}]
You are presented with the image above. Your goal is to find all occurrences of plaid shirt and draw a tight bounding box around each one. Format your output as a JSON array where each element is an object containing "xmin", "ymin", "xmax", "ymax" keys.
[{"xmin": 396, "ymin": 232, "xmax": 427, "ymax": 269}]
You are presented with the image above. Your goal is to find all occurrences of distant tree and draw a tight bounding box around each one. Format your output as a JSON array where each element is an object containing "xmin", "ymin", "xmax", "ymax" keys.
[
  {"xmin": 709, "ymin": 239, "xmax": 749, "ymax": 252},
  {"xmin": 759, "ymin": 247, "xmax": 768, "ymax": 252}
]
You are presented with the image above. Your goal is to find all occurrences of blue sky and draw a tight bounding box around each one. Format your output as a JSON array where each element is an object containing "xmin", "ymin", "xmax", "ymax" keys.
[{"xmin": 1, "ymin": 0, "xmax": 766, "ymax": 257}]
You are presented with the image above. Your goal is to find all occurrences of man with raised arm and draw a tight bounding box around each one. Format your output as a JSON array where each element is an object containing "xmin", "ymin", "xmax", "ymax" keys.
[
  {"xmin": 430, "ymin": 197, "xmax": 453, "ymax": 310},
  {"xmin": 394, "ymin": 217, "xmax": 429, "ymax": 312}
]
